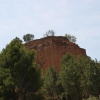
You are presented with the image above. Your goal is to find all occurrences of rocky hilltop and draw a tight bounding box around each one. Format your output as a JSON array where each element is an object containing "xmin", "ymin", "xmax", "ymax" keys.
[{"xmin": 24, "ymin": 36, "xmax": 86, "ymax": 71}]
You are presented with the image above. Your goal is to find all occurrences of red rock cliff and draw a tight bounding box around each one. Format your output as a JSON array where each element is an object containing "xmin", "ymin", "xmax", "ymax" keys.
[{"xmin": 24, "ymin": 36, "xmax": 86, "ymax": 71}]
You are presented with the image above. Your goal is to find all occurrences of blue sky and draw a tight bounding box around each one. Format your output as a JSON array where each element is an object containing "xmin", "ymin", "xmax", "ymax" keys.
[{"xmin": 0, "ymin": 0, "xmax": 100, "ymax": 60}]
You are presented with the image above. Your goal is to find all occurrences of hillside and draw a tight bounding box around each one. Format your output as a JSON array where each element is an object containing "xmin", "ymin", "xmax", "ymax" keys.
[{"xmin": 24, "ymin": 36, "xmax": 86, "ymax": 71}]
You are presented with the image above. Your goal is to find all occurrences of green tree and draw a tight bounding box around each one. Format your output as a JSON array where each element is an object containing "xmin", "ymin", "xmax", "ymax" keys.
[
  {"xmin": 0, "ymin": 38, "xmax": 42, "ymax": 100},
  {"xmin": 59, "ymin": 53, "xmax": 94, "ymax": 100},
  {"xmin": 89, "ymin": 59, "xmax": 100, "ymax": 97},
  {"xmin": 15, "ymin": 37, "xmax": 23, "ymax": 42},
  {"xmin": 0, "ymin": 67, "xmax": 14, "ymax": 100},
  {"xmin": 44, "ymin": 30, "xmax": 55, "ymax": 37},
  {"xmin": 65, "ymin": 34, "xmax": 76, "ymax": 43},
  {"xmin": 43, "ymin": 66, "xmax": 57, "ymax": 100},
  {"xmin": 56, "ymin": 76, "xmax": 65, "ymax": 99},
  {"xmin": 23, "ymin": 33, "xmax": 34, "ymax": 42}
]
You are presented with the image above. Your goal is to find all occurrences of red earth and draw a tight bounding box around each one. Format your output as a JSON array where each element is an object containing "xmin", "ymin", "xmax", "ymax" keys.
[{"xmin": 24, "ymin": 36, "xmax": 86, "ymax": 72}]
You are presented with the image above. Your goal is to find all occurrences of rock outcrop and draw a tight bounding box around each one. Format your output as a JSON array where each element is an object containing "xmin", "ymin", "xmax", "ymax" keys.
[{"xmin": 24, "ymin": 36, "xmax": 86, "ymax": 71}]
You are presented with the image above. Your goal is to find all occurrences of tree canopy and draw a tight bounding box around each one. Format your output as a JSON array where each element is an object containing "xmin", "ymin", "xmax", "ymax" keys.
[
  {"xmin": 23, "ymin": 33, "xmax": 34, "ymax": 42},
  {"xmin": 0, "ymin": 33, "xmax": 100, "ymax": 100},
  {"xmin": 59, "ymin": 53, "xmax": 100, "ymax": 100},
  {"xmin": 15, "ymin": 37, "xmax": 23, "ymax": 42},
  {"xmin": 65, "ymin": 34, "xmax": 77, "ymax": 43},
  {"xmin": 0, "ymin": 38, "xmax": 42, "ymax": 100},
  {"xmin": 43, "ymin": 66, "xmax": 57, "ymax": 99},
  {"xmin": 44, "ymin": 30, "xmax": 55, "ymax": 37}
]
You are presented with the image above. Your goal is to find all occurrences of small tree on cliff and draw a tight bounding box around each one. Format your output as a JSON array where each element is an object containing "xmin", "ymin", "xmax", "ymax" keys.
[
  {"xmin": 44, "ymin": 30, "xmax": 55, "ymax": 37},
  {"xmin": 65, "ymin": 34, "xmax": 76, "ymax": 43},
  {"xmin": 23, "ymin": 33, "xmax": 34, "ymax": 42},
  {"xmin": 0, "ymin": 38, "xmax": 42, "ymax": 100}
]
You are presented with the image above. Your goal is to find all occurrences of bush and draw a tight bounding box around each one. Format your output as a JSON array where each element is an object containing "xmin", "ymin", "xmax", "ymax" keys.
[{"xmin": 83, "ymin": 95, "xmax": 98, "ymax": 100}]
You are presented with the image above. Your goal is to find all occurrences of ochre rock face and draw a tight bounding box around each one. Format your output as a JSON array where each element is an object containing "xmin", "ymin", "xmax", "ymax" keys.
[{"xmin": 24, "ymin": 36, "xmax": 86, "ymax": 71}]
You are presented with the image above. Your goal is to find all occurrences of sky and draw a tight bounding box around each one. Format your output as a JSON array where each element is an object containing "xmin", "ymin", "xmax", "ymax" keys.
[{"xmin": 0, "ymin": 0, "xmax": 100, "ymax": 60}]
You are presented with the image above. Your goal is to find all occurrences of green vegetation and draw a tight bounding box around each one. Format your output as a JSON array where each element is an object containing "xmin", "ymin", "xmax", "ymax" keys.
[
  {"xmin": 15, "ymin": 37, "xmax": 23, "ymax": 42},
  {"xmin": 0, "ymin": 38, "xmax": 42, "ymax": 100},
  {"xmin": 65, "ymin": 33, "xmax": 77, "ymax": 43},
  {"xmin": 87, "ymin": 96, "xmax": 99, "ymax": 100},
  {"xmin": 42, "ymin": 54, "xmax": 100, "ymax": 100},
  {"xmin": 43, "ymin": 66, "xmax": 58, "ymax": 100},
  {"xmin": 23, "ymin": 33, "xmax": 34, "ymax": 42},
  {"xmin": 0, "ymin": 34, "xmax": 100, "ymax": 100},
  {"xmin": 44, "ymin": 30, "xmax": 55, "ymax": 37}
]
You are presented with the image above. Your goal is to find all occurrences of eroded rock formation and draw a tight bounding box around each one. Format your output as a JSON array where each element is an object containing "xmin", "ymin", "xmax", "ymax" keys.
[{"xmin": 24, "ymin": 36, "xmax": 86, "ymax": 71}]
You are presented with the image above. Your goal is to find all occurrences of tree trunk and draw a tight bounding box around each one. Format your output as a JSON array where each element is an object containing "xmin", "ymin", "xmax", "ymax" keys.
[{"xmin": 12, "ymin": 87, "xmax": 17, "ymax": 100}]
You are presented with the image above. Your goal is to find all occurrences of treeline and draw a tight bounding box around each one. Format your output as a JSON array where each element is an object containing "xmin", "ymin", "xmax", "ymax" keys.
[
  {"xmin": 23, "ymin": 30, "xmax": 77, "ymax": 43},
  {"xmin": 43, "ymin": 54, "xmax": 100, "ymax": 100},
  {"xmin": 0, "ymin": 36, "xmax": 100, "ymax": 100}
]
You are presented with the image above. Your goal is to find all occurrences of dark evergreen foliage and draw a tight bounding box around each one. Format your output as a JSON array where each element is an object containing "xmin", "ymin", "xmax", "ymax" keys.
[{"xmin": 0, "ymin": 38, "xmax": 42, "ymax": 100}]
